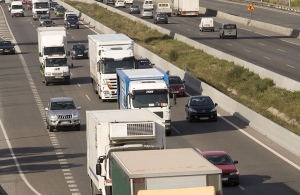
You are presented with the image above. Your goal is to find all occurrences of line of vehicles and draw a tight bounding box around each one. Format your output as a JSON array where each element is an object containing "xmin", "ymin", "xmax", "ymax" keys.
[{"xmin": 1, "ymin": 1, "xmax": 240, "ymax": 194}]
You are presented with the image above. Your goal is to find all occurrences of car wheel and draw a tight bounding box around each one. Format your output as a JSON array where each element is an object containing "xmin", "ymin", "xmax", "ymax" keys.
[
  {"xmin": 75, "ymin": 124, "xmax": 80, "ymax": 131},
  {"xmin": 77, "ymin": 26, "xmax": 79, "ymax": 29},
  {"xmin": 165, "ymin": 21, "xmax": 168, "ymax": 24},
  {"xmin": 49, "ymin": 125, "xmax": 54, "ymax": 132},
  {"xmin": 166, "ymin": 130, "xmax": 171, "ymax": 136},
  {"xmin": 45, "ymin": 80, "xmax": 48, "ymax": 86}
]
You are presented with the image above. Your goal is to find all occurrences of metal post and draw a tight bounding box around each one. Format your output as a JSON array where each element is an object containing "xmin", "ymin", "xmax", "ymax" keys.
[{"xmin": 173, "ymin": 93, "xmax": 177, "ymax": 105}]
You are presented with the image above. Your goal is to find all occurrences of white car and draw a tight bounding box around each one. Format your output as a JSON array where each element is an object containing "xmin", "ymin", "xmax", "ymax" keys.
[{"xmin": 115, "ymin": 0, "xmax": 125, "ymax": 8}]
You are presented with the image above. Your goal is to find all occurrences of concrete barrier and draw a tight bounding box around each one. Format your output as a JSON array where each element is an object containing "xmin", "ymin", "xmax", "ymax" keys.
[{"xmin": 58, "ymin": 0, "xmax": 300, "ymax": 157}]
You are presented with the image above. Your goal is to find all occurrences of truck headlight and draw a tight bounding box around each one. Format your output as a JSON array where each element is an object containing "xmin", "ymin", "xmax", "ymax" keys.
[
  {"xmin": 45, "ymin": 72, "xmax": 51, "ymax": 76},
  {"xmin": 73, "ymin": 112, "xmax": 80, "ymax": 118},
  {"xmin": 84, "ymin": 50, "xmax": 88, "ymax": 53},
  {"xmin": 210, "ymin": 107, "xmax": 217, "ymax": 112},
  {"xmin": 103, "ymin": 91, "xmax": 109, "ymax": 95}
]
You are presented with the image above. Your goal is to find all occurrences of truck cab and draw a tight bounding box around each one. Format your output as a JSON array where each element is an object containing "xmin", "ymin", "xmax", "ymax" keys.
[
  {"xmin": 11, "ymin": 1, "xmax": 24, "ymax": 17},
  {"xmin": 32, "ymin": 0, "xmax": 50, "ymax": 20}
]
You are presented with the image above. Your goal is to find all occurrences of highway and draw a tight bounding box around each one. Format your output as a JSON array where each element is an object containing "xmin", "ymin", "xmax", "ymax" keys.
[{"xmin": 0, "ymin": 2, "xmax": 299, "ymax": 195}]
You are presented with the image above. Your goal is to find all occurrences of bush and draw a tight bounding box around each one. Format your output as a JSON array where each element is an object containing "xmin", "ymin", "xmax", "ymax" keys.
[
  {"xmin": 169, "ymin": 50, "xmax": 178, "ymax": 62},
  {"xmin": 226, "ymin": 66, "xmax": 244, "ymax": 82}
]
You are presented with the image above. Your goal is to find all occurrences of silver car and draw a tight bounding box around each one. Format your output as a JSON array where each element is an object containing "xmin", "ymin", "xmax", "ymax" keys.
[
  {"xmin": 45, "ymin": 97, "xmax": 81, "ymax": 132},
  {"xmin": 140, "ymin": 9, "xmax": 153, "ymax": 18},
  {"xmin": 219, "ymin": 23, "xmax": 237, "ymax": 39}
]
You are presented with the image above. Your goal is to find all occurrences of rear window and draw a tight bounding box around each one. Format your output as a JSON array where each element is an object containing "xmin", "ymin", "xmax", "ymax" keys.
[
  {"xmin": 224, "ymin": 24, "xmax": 236, "ymax": 29},
  {"xmin": 157, "ymin": 14, "xmax": 167, "ymax": 17}
]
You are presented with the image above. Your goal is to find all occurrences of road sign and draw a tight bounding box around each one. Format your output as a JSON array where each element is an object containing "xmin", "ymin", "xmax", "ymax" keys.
[
  {"xmin": 247, "ymin": 3, "xmax": 255, "ymax": 11},
  {"xmin": 246, "ymin": 13, "xmax": 251, "ymax": 18}
]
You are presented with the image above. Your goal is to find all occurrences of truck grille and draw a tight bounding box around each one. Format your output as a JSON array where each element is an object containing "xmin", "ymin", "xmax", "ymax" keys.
[
  {"xmin": 106, "ymin": 78, "xmax": 117, "ymax": 89},
  {"xmin": 127, "ymin": 123, "xmax": 154, "ymax": 136},
  {"xmin": 52, "ymin": 73, "xmax": 63, "ymax": 76},
  {"xmin": 58, "ymin": 115, "xmax": 72, "ymax": 119},
  {"xmin": 36, "ymin": 11, "xmax": 47, "ymax": 14}
]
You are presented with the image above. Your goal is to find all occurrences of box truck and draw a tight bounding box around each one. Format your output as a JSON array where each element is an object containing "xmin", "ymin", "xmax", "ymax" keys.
[
  {"xmin": 116, "ymin": 68, "xmax": 171, "ymax": 136},
  {"xmin": 32, "ymin": 0, "xmax": 49, "ymax": 20},
  {"xmin": 37, "ymin": 27, "xmax": 71, "ymax": 85},
  {"xmin": 110, "ymin": 148, "xmax": 222, "ymax": 195},
  {"xmin": 88, "ymin": 34, "xmax": 135, "ymax": 101},
  {"xmin": 87, "ymin": 109, "xmax": 166, "ymax": 195},
  {"xmin": 172, "ymin": 0, "xmax": 199, "ymax": 16}
]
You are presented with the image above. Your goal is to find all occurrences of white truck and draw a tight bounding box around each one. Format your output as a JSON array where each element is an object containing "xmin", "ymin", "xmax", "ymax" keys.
[
  {"xmin": 37, "ymin": 27, "xmax": 71, "ymax": 86},
  {"xmin": 172, "ymin": 0, "xmax": 199, "ymax": 17},
  {"xmin": 87, "ymin": 109, "xmax": 166, "ymax": 195},
  {"xmin": 88, "ymin": 34, "xmax": 135, "ymax": 101},
  {"xmin": 110, "ymin": 148, "xmax": 222, "ymax": 195},
  {"xmin": 116, "ymin": 68, "xmax": 171, "ymax": 136},
  {"xmin": 155, "ymin": 2, "xmax": 172, "ymax": 17},
  {"xmin": 10, "ymin": 1, "xmax": 24, "ymax": 17},
  {"xmin": 32, "ymin": 0, "xmax": 50, "ymax": 20}
]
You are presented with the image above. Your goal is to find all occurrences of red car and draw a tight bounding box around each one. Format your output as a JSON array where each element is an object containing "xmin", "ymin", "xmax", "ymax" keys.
[
  {"xmin": 201, "ymin": 151, "xmax": 240, "ymax": 185},
  {"xmin": 168, "ymin": 75, "xmax": 185, "ymax": 97},
  {"xmin": 22, "ymin": 0, "xmax": 28, "ymax": 4},
  {"xmin": 27, "ymin": 1, "xmax": 32, "ymax": 10}
]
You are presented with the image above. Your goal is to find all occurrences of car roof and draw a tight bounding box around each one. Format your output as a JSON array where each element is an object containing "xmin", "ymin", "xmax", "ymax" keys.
[
  {"xmin": 73, "ymin": 43, "xmax": 85, "ymax": 46},
  {"xmin": 190, "ymin": 95, "xmax": 210, "ymax": 99},
  {"xmin": 201, "ymin": 151, "xmax": 228, "ymax": 156},
  {"xmin": 136, "ymin": 58, "xmax": 150, "ymax": 61},
  {"xmin": 50, "ymin": 97, "xmax": 74, "ymax": 102}
]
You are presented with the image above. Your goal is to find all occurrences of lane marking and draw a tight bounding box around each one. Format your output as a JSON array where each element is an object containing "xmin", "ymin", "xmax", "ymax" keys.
[
  {"xmin": 86, "ymin": 95, "xmax": 91, "ymax": 100},
  {"xmin": 187, "ymin": 29, "xmax": 191, "ymax": 31},
  {"xmin": 176, "ymin": 25, "xmax": 180, "ymax": 27},
  {"xmin": 259, "ymin": 43, "xmax": 265, "ymax": 46},
  {"xmin": 264, "ymin": 56, "xmax": 270, "ymax": 60},
  {"xmin": 227, "ymin": 43, "xmax": 233, "ymax": 46},
  {"xmin": 244, "ymin": 49, "xmax": 250, "ymax": 52},
  {"xmin": 172, "ymin": 126, "xmax": 180, "ymax": 133},
  {"xmin": 199, "ymin": 33, "xmax": 203, "ymax": 35},
  {"xmin": 77, "ymin": 83, "xmax": 81, "ymax": 87},
  {"xmin": 0, "ymin": 120, "xmax": 42, "ymax": 195},
  {"xmin": 71, "ymin": 36, "xmax": 74, "ymax": 39},
  {"xmin": 239, "ymin": 185, "xmax": 245, "ymax": 190},
  {"xmin": 280, "ymin": 39, "xmax": 300, "ymax": 46},
  {"xmin": 218, "ymin": 114, "xmax": 300, "ymax": 171},
  {"xmin": 286, "ymin": 64, "xmax": 295, "ymax": 68},
  {"xmin": 277, "ymin": 49, "xmax": 285, "ymax": 52}
]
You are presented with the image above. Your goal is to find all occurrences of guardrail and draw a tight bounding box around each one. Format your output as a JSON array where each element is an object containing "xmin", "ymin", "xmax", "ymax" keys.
[{"xmin": 227, "ymin": 0, "xmax": 300, "ymax": 13}]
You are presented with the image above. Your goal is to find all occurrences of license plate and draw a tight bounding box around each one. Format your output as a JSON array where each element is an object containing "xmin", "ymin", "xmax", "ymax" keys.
[
  {"xmin": 222, "ymin": 178, "xmax": 228, "ymax": 181},
  {"xmin": 200, "ymin": 117, "xmax": 209, "ymax": 120},
  {"xmin": 61, "ymin": 121, "xmax": 69, "ymax": 124},
  {"xmin": 171, "ymin": 91, "xmax": 178, "ymax": 93},
  {"xmin": 71, "ymin": 24, "xmax": 75, "ymax": 26},
  {"xmin": 78, "ymin": 54, "xmax": 83, "ymax": 56},
  {"xmin": 5, "ymin": 50, "xmax": 10, "ymax": 52}
]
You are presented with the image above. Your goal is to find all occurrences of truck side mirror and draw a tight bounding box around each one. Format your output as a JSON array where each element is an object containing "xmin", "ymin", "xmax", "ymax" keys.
[
  {"xmin": 98, "ymin": 50, "xmax": 101, "ymax": 56},
  {"xmin": 96, "ymin": 163, "xmax": 101, "ymax": 175},
  {"xmin": 39, "ymin": 52, "xmax": 42, "ymax": 57}
]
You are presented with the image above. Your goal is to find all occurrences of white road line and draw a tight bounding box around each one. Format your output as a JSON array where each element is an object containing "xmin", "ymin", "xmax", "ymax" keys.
[
  {"xmin": 254, "ymin": 31, "xmax": 270, "ymax": 37},
  {"xmin": 244, "ymin": 49, "xmax": 250, "ymax": 52},
  {"xmin": 277, "ymin": 49, "xmax": 285, "ymax": 52},
  {"xmin": 86, "ymin": 95, "xmax": 91, "ymax": 100},
  {"xmin": 227, "ymin": 43, "xmax": 233, "ymax": 46},
  {"xmin": 195, "ymin": 148, "xmax": 201, "ymax": 153},
  {"xmin": 264, "ymin": 56, "xmax": 270, "ymax": 60},
  {"xmin": 172, "ymin": 126, "xmax": 180, "ymax": 133},
  {"xmin": 239, "ymin": 185, "xmax": 245, "ymax": 190},
  {"xmin": 218, "ymin": 114, "xmax": 300, "ymax": 171},
  {"xmin": 176, "ymin": 25, "xmax": 180, "ymax": 27},
  {"xmin": 70, "ymin": 72, "xmax": 73, "ymax": 76},
  {"xmin": 187, "ymin": 29, "xmax": 191, "ymax": 31},
  {"xmin": 0, "ymin": 120, "xmax": 42, "ymax": 195},
  {"xmin": 71, "ymin": 36, "xmax": 74, "ymax": 39},
  {"xmin": 259, "ymin": 43, "xmax": 265, "ymax": 46},
  {"xmin": 77, "ymin": 83, "xmax": 81, "ymax": 87},
  {"xmin": 199, "ymin": 33, "xmax": 203, "ymax": 35},
  {"xmin": 238, "ymin": 27, "xmax": 251, "ymax": 32},
  {"xmin": 280, "ymin": 39, "xmax": 300, "ymax": 46},
  {"xmin": 286, "ymin": 64, "xmax": 295, "ymax": 68}
]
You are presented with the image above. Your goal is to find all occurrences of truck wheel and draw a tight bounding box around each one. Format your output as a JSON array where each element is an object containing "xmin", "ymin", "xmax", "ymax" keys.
[
  {"xmin": 49, "ymin": 125, "xmax": 54, "ymax": 132},
  {"xmin": 166, "ymin": 131, "xmax": 171, "ymax": 136},
  {"xmin": 45, "ymin": 81, "xmax": 49, "ymax": 86}
]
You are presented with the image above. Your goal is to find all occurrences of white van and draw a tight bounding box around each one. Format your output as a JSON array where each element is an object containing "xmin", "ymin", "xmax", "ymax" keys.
[
  {"xmin": 143, "ymin": 0, "xmax": 153, "ymax": 9},
  {"xmin": 199, "ymin": 17, "xmax": 214, "ymax": 32},
  {"xmin": 11, "ymin": 1, "xmax": 24, "ymax": 17}
]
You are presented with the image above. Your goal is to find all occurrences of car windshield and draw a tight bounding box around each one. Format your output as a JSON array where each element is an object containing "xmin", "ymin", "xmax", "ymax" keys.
[
  {"xmin": 44, "ymin": 20, "xmax": 52, "ymax": 24},
  {"xmin": 44, "ymin": 46, "xmax": 65, "ymax": 55},
  {"xmin": 12, "ymin": 5, "xmax": 23, "ymax": 9},
  {"xmin": 102, "ymin": 59, "xmax": 135, "ymax": 74},
  {"xmin": 50, "ymin": 101, "xmax": 76, "ymax": 110},
  {"xmin": 45, "ymin": 58, "xmax": 67, "ymax": 67},
  {"xmin": 204, "ymin": 155, "xmax": 233, "ymax": 165},
  {"xmin": 224, "ymin": 24, "xmax": 236, "ymax": 29},
  {"xmin": 67, "ymin": 16, "xmax": 78, "ymax": 21},
  {"xmin": 169, "ymin": 77, "xmax": 182, "ymax": 84},
  {"xmin": 131, "ymin": 5, "xmax": 139, "ymax": 8},
  {"xmin": 157, "ymin": 14, "xmax": 166, "ymax": 17},
  {"xmin": 137, "ymin": 60, "xmax": 150, "ymax": 66},
  {"xmin": 190, "ymin": 97, "xmax": 214, "ymax": 106},
  {"xmin": 57, "ymin": 7, "xmax": 65, "ymax": 11},
  {"xmin": 0, "ymin": 41, "xmax": 12, "ymax": 46},
  {"xmin": 74, "ymin": 45, "xmax": 85, "ymax": 50}
]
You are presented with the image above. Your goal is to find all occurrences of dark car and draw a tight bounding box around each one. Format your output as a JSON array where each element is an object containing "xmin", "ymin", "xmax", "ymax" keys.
[
  {"xmin": 185, "ymin": 95, "xmax": 217, "ymax": 122},
  {"xmin": 135, "ymin": 58, "xmax": 153, "ymax": 69},
  {"xmin": 65, "ymin": 15, "xmax": 79, "ymax": 29},
  {"xmin": 0, "ymin": 40, "xmax": 16, "ymax": 55},
  {"xmin": 129, "ymin": 4, "xmax": 140, "ymax": 14},
  {"xmin": 27, "ymin": 1, "xmax": 32, "ymax": 10},
  {"xmin": 71, "ymin": 43, "xmax": 88, "ymax": 59},
  {"xmin": 168, "ymin": 75, "xmax": 185, "ymax": 97},
  {"xmin": 55, "ymin": 6, "xmax": 65, "ymax": 17},
  {"xmin": 153, "ymin": 13, "xmax": 168, "ymax": 24},
  {"xmin": 41, "ymin": 19, "xmax": 55, "ymax": 27},
  {"xmin": 50, "ymin": 1, "xmax": 58, "ymax": 10},
  {"xmin": 201, "ymin": 151, "xmax": 239, "ymax": 185}
]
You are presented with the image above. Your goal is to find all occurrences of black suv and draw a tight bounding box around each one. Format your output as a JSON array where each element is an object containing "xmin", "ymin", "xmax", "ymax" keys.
[
  {"xmin": 65, "ymin": 15, "xmax": 79, "ymax": 29},
  {"xmin": 135, "ymin": 58, "xmax": 154, "ymax": 69}
]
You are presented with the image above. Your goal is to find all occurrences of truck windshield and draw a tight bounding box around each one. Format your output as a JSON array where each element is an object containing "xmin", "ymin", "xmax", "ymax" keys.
[
  {"xmin": 132, "ymin": 93, "xmax": 168, "ymax": 108},
  {"xmin": 45, "ymin": 58, "xmax": 67, "ymax": 67},
  {"xmin": 34, "ymin": 3, "xmax": 49, "ymax": 9},
  {"xmin": 44, "ymin": 47, "xmax": 65, "ymax": 55},
  {"xmin": 12, "ymin": 5, "xmax": 23, "ymax": 9},
  {"xmin": 102, "ymin": 59, "xmax": 135, "ymax": 74}
]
